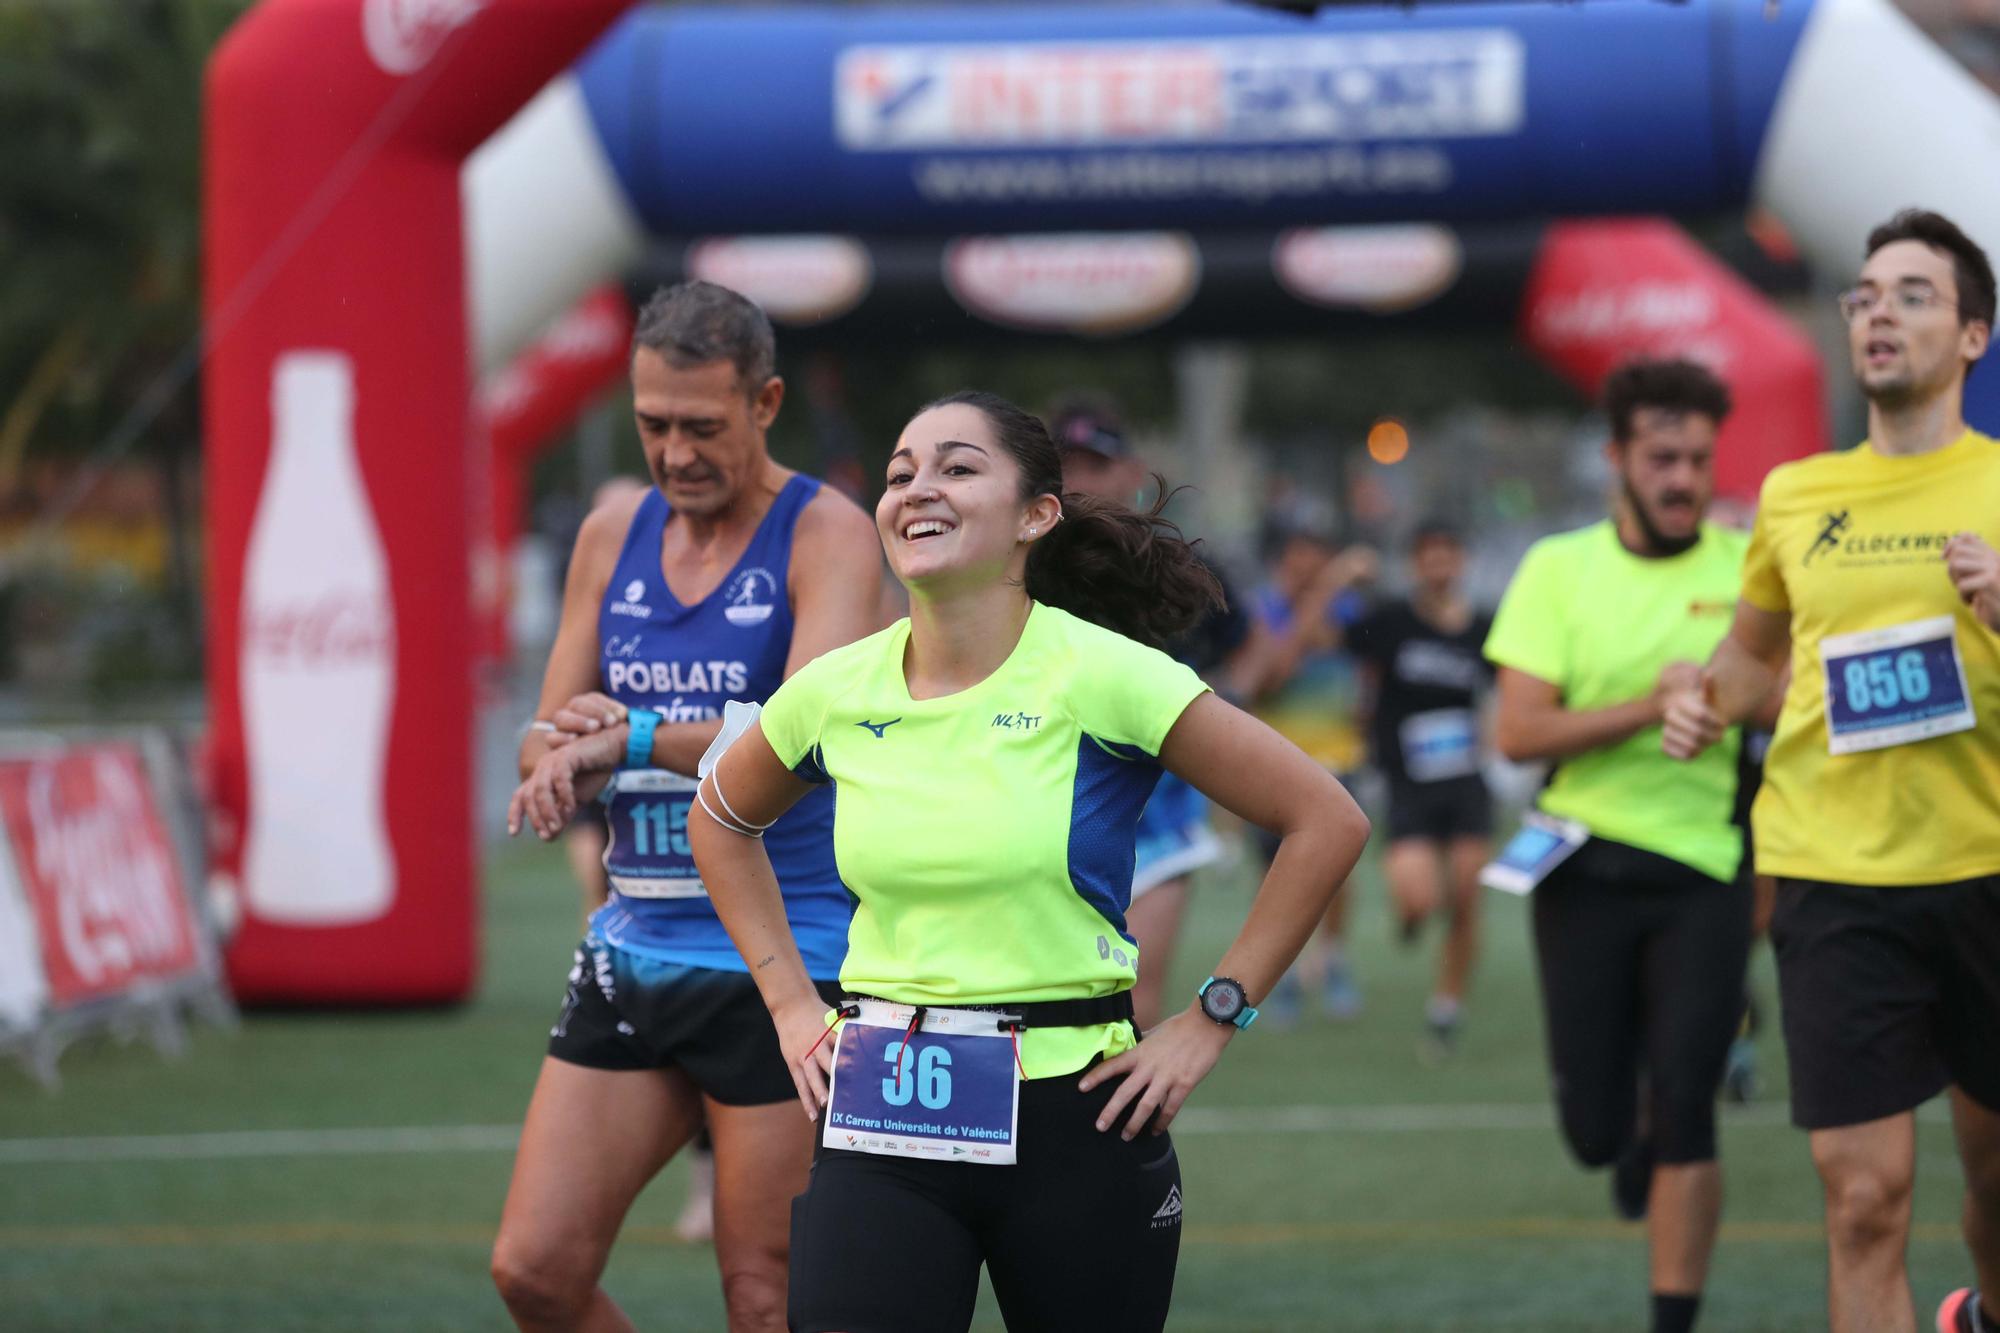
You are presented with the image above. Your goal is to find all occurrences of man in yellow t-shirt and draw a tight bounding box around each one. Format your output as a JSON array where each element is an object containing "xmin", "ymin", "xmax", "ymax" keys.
[
  {"xmin": 1664, "ymin": 209, "xmax": 2000, "ymax": 1333},
  {"xmin": 1488, "ymin": 358, "xmax": 1756, "ymax": 1333}
]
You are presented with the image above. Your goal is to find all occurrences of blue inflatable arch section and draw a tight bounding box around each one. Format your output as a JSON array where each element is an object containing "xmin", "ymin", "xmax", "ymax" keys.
[{"xmin": 464, "ymin": 0, "xmax": 2000, "ymax": 431}]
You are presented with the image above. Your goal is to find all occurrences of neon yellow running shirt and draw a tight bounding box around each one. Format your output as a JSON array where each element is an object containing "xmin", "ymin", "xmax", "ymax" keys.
[
  {"xmin": 1741, "ymin": 430, "xmax": 2000, "ymax": 885},
  {"xmin": 1484, "ymin": 520, "xmax": 1747, "ymax": 884},
  {"xmin": 759, "ymin": 601, "xmax": 1210, "ymax": 1078}
]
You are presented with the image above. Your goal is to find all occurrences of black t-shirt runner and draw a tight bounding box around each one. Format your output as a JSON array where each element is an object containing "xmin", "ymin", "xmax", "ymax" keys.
[
  {"xmin": 1348, "ymin": 600, "xmax": 1495, "ymax": 788},
  {"xmin": 1174, "ymin": 556, "xmax": 1250, "ymax": 680}
]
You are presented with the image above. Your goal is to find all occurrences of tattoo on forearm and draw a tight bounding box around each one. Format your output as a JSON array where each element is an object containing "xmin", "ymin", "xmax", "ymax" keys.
[{"xmin": 756, "ymin": 954, "xmax": 776, "ymax": 970}]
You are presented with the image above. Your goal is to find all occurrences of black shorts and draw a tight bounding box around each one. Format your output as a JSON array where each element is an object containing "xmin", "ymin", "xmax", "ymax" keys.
[
  {"xmin": 1253, "ymin": 771, "xmax": 1362, "ymax": 865},
  {"xmin": 788, "ymin": 1066, "xmax": 1182, "ymax": 1333},
  {"xmin": 563, "ymin": 802, "xmax": 608, "ymax": 838},
  {"xmin": 545, "ymin": 935, "xmax": 842, "ymax": 1106},
  {"xmin": 1532, "ymin": 838, "xmax": 1752, "ymax": 1166},
  {"xmin": 1385, "ymin": 776, "xmax": 1493, "ymax": 843},
  {"xmin": 1771, "ymin": 875, "xmax": 2000, "ymax": 1130}
]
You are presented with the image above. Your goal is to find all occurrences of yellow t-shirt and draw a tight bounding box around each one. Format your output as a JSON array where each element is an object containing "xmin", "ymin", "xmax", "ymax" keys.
[{"xmin": 1741, "ymin": 429, "xmax": 2000, "ymax": 885}]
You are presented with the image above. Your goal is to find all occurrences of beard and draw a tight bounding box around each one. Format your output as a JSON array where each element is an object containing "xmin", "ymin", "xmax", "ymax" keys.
[
  {"xmin": 1860, "ymin": 370, "xmax": 1932, "ymax": 412},
  {"xmin": 1621, "ymin": 477, "xmax": 1701, "ymax": 557}
]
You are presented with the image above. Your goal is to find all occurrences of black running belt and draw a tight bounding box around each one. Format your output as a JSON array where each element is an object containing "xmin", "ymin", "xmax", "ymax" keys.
[{"xmin": 842, "ymin": 992, "xmax": 1135, "ymax": 1030}]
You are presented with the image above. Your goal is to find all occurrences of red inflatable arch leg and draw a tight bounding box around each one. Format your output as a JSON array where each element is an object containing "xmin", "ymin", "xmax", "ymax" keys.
[
  {"xmin": 1520, "ymin": 218, "xmax": 1827, "ymax": 504},
  {"xmin": 204, "ymin": 0, "xmax": 631, "ymax": 1004}
]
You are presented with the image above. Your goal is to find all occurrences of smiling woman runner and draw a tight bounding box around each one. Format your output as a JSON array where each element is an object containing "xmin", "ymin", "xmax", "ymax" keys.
[{"xmin": 687, "ymin": 390, "xmax": 1370, "ymax": 1333}]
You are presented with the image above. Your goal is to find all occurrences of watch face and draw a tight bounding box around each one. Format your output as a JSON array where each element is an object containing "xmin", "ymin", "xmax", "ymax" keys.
[{"xmin": 1203, "ymin": 979, "xmax": 1245, "ymax": 1022}]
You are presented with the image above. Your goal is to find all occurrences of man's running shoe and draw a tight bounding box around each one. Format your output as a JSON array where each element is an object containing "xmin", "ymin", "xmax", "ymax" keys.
[
  {"xmin": 1418, "ymin": 1017, "xmax": 1459, "ymax": 1066},
  {"xmin": 672, "ymin": 1147, "xmax": 716, "ymax": 1244},
  {"xmin": 1937, "ymin": 1287, "xmax": 1991, "ymax": 1332},
  {"xmin": 1262, "ymin": 971, "xmax": 1302, "ymax": 1030},
  {"xmin": 1723, "ymin": 1035, "xmax": 1758, "ymax": 1104},
  {"xmin": 1612, "ymin": 1136, "xmax": 1654, "ymax": 1222},
  {"xmin": 1322, "ymin": 959, "xmax": 1363, "ymax": 1021},
  {"xmin": 1418, "ymin": 995, "xmax": 1462, "ymax": 1065}
]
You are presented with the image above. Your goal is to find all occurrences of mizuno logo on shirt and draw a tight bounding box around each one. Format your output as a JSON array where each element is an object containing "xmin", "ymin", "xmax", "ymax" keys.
[{"xmin": 855, "ymin": 718, "xmax": 902, "ymax": 738}]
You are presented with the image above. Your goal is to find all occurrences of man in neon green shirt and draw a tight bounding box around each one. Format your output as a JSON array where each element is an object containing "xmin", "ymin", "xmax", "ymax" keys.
[{"xmin": 1486, "ymin": 359, "xmax": 1758, "ymax": 1333}]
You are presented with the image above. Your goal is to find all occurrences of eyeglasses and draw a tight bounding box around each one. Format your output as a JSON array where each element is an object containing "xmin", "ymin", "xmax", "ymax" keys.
[{"xmin": 1837, "ymin": 286, "xmax": 1957, "ymax": 321}]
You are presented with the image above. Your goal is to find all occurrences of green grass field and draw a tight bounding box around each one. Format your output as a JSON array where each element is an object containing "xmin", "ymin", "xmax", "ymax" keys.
[{"xmin": 0, "ymin": 835, "xmax": 1974, "ymax": 1331}]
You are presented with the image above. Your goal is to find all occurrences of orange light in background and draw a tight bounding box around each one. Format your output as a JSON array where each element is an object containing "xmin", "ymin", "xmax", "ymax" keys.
[{"xmin": 1366, "ymin": 417, "xmax": 1410, "ymax": 465}]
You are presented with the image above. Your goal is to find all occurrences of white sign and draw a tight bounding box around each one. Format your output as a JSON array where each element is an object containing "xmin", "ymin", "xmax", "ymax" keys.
[
  {"xmin": 837, "ymin": 31, "xmax": 1524, "ymax": 150},
  {"xmin": 0, "ymin": 827, "xmax": 49, "ymax": 1032},
  {"xmin": 944, "ymin": 232, "xmax": 1200, "ymax": 335},
  {"xmin": 685, "ymin": 236, "xmax": 874, "ymax": 327},
  {"xmin": 1273, "ymin": 224, "xmax": 1463, "ymax": 313}
]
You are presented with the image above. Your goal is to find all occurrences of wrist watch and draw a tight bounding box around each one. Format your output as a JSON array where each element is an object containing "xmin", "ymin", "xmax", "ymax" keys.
[{"xmin": 1196, "ymin": 975, "xmax": 1258, "ymax": 1031}]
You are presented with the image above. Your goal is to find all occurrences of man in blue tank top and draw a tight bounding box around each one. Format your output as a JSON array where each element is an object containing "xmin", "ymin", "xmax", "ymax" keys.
[{"xmin": 494, "ymin": 282, "xmax": 881, "ymax": 1333}]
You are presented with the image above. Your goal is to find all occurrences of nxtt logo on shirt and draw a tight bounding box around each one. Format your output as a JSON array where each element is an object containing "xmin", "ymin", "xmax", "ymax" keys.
[{"xmin": 992, "ymin": 711, "xmax": 1042, "ymax": 731}]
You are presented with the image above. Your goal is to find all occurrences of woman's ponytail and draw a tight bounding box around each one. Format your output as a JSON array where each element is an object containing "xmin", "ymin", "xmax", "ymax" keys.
[
  {"xmin": 1025, "ymin": 488, "xmax": 1223, "ymax": 650},
  {"xmin": 918, "ymin": 389, "xmax": 1226, "ymax": 650}
]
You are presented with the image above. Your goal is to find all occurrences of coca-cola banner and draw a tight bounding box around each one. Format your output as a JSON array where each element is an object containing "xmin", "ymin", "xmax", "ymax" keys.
[{"xmin": 0, "ymin": 746, "xmax": 203, "ymax": 1008}]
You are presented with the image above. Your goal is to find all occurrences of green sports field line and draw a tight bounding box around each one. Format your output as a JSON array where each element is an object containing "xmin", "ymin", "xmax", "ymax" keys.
[
  {"xmin": 0, "ymin": 1218, "xmax": 1959, "ymax": 1249},
  {"xmin": 0, "ymin": 1098, "xmax": 1949, "ymax": 1165}
]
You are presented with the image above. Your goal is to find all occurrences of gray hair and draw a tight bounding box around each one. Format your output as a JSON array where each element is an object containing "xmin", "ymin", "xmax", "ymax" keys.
[{"xmin": 631, "ymin": 281, "xmax": 776, "ymax": 396}]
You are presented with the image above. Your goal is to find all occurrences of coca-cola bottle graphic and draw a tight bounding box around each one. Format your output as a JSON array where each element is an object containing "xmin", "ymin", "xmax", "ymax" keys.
[{"xmin": 239, "ymin": 352, "xmax": 397, "ymax": 924}]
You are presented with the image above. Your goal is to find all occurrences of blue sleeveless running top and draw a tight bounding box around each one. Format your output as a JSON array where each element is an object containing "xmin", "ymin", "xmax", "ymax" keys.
[{"xmin": 591, "ymin": 476, "xmax": 849, "ymax": 978}]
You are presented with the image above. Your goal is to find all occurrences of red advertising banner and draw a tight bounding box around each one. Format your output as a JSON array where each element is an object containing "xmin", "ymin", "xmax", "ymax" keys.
[{"xmin": 0, "ymin": 746, "xmax": 203, "ymax": 1007}]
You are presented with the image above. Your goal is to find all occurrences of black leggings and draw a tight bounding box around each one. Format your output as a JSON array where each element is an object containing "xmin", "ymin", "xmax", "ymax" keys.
[
  {"xmin": 1532, "ymin": 838, "xmax": 1752, "ymax": 1166},
  {"xmin": 788, "ymin": 1066, "xmax": 1182, "ymax": 1333}
]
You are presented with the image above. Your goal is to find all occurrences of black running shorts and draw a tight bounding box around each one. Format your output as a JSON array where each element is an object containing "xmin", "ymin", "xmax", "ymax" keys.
[
  {"xmin": 1532, "ymin": 837, "xmax": 1752, "ymax": 1166},
  {"xmin": 1385, "ymin": 775, "xmax": 1493, "ymax": 843},
  {"xmin": 546, "ymin": 934, "xmax": 842, "ymax": 1106},
  {"xmin": 788, "ymin": 1064, "xmax": 1183, "ymax": 1333},
  {"xmin": 1772, "ymin": 875, "xmax": 2000, "ymax": 1129}
]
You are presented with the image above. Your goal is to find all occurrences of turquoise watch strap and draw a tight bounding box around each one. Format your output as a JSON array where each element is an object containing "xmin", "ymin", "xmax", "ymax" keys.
[{"xmin": 623, "ymin": 709, "xmax": 662, "ymax": 769}]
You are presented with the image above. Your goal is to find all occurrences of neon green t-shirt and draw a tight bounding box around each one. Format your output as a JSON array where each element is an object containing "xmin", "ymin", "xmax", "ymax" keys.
[
  {"xmin": 1483, "ymin": 520, "xmax": 1747, "ymax": 883},
  {"xmin": 758, "ymin": 601, "xmax": 1210, "ymax": 1078}
]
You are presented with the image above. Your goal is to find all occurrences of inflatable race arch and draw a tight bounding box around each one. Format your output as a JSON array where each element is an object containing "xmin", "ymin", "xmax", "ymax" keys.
[{"xmin": 205, "ymin": 0, "xmax": 2000, "ymax": 1002}]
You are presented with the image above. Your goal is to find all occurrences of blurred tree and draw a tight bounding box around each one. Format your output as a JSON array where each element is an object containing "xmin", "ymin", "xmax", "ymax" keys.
[{"xmin": 0, "ymin": 0, "xmax": 250, "ymax": 679}]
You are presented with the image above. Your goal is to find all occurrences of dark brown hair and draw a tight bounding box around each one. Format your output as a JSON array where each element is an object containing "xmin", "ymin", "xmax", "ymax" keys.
[
  {"xmin": 1603, "ymin": 358, "xmax": 1733, "ymax": 444},
  {"xmin": 1866, "ymin": 208, "xmax": 1997, "ymax": 338},
  {"xmin": 631, "ymin": 280, "xmax": 775, "ymax": 396},
  {"xmin": 917, "ymin": 390, "xmax": 1223, "ymax": 650}
]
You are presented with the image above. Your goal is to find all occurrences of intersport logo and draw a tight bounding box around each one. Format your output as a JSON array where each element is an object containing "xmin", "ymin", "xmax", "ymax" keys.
[{"xmin": 836, "ymin": 32, "xmax": 1525, "ymax": 151}]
